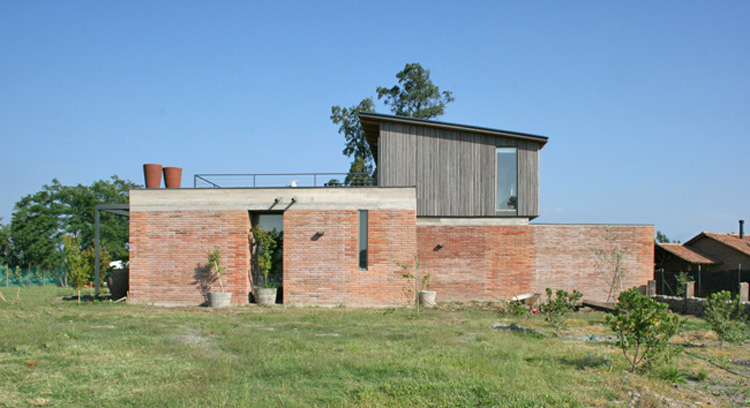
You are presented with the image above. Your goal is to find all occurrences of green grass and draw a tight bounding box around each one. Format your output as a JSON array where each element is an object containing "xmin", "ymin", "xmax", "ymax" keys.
[{"xmin": 0, "ymin": 287, "xmax": 747, "ymax": 407}]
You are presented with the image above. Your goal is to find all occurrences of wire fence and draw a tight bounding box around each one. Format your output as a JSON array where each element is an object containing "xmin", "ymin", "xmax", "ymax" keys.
[
  {"xmin": 0, "ymin": 266, "xmax": 67, "ymax": 287},
  {"xmin": 655, "ymin": 268, "xmax": 749, "ymax": 298}
]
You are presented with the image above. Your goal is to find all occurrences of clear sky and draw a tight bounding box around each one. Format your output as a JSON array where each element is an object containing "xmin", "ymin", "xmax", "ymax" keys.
[{"xmin": 1, "ymin": 1, "xmax": 748, "ymax": 243}]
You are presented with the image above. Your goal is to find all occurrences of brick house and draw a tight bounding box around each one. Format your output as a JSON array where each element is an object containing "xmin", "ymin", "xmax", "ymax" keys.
[
  {"xmin": 128, "ymin": 114, "xmax": 654, "ymax": 306},
  {"xmin": 656, "ymin": 230, "xmax": 750, "ymax": 273},
  {"xmin": 654, "ymin": 227, "xmax": 749, "ymax": 295}
]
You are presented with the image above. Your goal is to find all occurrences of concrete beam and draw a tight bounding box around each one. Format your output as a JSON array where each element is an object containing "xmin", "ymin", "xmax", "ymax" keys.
[{"xmin": 130, "ymin": 187, "xmax": 416, "ymax": 212}]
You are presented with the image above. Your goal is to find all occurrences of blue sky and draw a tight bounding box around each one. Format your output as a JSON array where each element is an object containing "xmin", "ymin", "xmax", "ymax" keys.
[{"xmin": 1, "ymin": 1, "xmax": 748, "ymax": 242}]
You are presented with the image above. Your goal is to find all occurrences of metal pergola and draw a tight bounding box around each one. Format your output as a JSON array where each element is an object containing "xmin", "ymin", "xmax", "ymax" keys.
[{"xmin": 94, "ymin": 204, "xmax": 129, "ymax": 296}]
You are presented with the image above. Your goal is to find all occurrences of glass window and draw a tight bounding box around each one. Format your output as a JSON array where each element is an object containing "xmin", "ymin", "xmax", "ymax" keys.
[
  {"xmin": 358, "ymin": 210, "xmax": 368, "ymax": 270},
  {"xmin": 257, "ymin": 214, "xmax": 283, "ymax": 232},
  {"xmin": 496, "ymin": 147, "xmax": 518, "ymax": 215}
]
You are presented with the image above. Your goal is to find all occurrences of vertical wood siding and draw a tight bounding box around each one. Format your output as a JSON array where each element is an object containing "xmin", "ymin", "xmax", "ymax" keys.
[{"xmin": 379, "ymin": 122, "xmax": 539, "ymax": 218}]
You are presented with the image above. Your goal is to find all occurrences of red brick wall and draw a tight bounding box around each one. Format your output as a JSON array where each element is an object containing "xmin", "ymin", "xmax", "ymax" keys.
[
  {"xmin": 129, "ymin": 210, "xmax": 252, "ymax": 305},
  {"xmin": 417, "ymin": 224, "xmax": 654, "ymax": 303},
  {"xmin": 284, "ymin": 210, "xmax": 417, "ymax": 306},
  {"xmin": 532, "ymin": 225, "xmax": 654, "ymax": 302},
  {"xmin": 417, "ymin": 226, "xmax": 534, "ymax": 301}
]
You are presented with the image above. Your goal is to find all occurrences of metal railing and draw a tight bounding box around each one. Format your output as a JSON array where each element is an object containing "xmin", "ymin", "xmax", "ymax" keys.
[{"xmin": 193, "ymin": 173, "xmax": 376, "ymax": 188}]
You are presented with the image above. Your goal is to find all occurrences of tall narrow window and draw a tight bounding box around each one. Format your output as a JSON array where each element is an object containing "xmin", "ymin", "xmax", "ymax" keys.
[
  {"xmin": 358, "ymin": 210, "xmax": 368, "ymax": 270},
  {"xmin": 496, "ymin": 147, "xmax": 518, "ymax": 215}
]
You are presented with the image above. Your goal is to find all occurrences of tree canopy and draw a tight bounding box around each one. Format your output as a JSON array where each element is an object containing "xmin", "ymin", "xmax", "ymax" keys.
[
  {"xmin": 7, "ymin": 176, "xmax": 139, "ymax": 269},
  {"xmin": 376, "ymin": 63, "xmax": 454, "ymax": 119},
  {"xmin": 331, "ymin": 63, "xmax": 454, "ymax": 183}
]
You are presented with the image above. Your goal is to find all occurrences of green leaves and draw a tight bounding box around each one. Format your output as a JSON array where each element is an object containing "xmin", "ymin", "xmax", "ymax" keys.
[
  {"xmin": 7, "ymin": 176, "xmax": 139, "ymax": 270},
  {"xmin": 703, "ymin": 291, "xmax": 748, "ymax": 346},
  {"xmin": 376, "ymin": 63, "xmax": 454, "ymax": 119},
  {"xmin": 540, "ymin": 288, "xmax": 582, "ymax": 335},
  {"xmin": 253, "ymin": 226, "xmax": 280, "ymax": 288},
  {"xmin": 332, "ymin": 63, "xmax": 454, "ymax": 184},
  {"xmin": 607, "ymin": 288, "xmax": 684, "ymax": 372},
  {"xmin": 207, "ymin": 247, "xmax": 227, "ymax": 292},
  {"xmin": 62, "ymin": 234, "xmax": 91, "ymax": 301}
]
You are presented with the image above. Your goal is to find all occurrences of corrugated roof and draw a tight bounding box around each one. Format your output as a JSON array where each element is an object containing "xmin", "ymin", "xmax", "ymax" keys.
[{"xmin": 656, "ymin": 243, "xmax": 719, "ymax": 265}]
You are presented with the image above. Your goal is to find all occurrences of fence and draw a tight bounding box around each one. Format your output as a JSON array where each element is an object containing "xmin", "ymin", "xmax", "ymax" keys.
[
  {"xmin": 655, "ymin": 268, "xmax": 749, "ymax": 297},
  {"xmin": 0, "ymin": 266, "xmax": 66, "ymax": 287}
]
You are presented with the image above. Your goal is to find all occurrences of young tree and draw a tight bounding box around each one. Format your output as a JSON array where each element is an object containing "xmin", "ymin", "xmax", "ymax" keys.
[
  {"xmin": 541, "ymin": 288, "xmax": 583, "ymax": 336},
  {"xmin": 704, "ymin": 291, "xmax": 747, "ymax": 346},
  {"xmin": 607, "ymin": 288, "xmax": 683, "ymax": 372},
  {"xmin": 593, "ymin": 227, "xmax": 628, "ymax": 302},
  {"xmin": 62, "ymin": 234, "xmax": 91, "ymax": 302}
]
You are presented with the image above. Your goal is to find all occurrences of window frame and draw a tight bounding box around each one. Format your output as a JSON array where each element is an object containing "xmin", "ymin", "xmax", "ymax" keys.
[{"xmin": 495, "ymin": 147, "xmax": 519, "ymax": 216}]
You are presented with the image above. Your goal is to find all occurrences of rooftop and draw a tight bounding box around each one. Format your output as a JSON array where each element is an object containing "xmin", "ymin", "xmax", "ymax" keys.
[{"xmin": 359, "ymin": 112, "xmax": 549, "ymax": 164}]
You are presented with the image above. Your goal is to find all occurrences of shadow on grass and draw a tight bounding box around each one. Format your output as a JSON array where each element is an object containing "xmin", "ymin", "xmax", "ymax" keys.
[{"xmin": 62, "ymin": 294, "xmax": 112, "ymax": 302}]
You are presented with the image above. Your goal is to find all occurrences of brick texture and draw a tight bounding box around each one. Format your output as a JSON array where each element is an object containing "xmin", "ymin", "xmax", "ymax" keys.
[
  {"xmin": 418, "ymin": 224, "xmax": 654, "ymax": 303},
  {"xmin": 129, "ymin": 210, "xmax": 252, "ymax": 305},
  {"xmin": 532, "ymin": 225, "xmax": 654, "ymax": 302},
  {"xmin": 284, "ymin": 210, "xmax": 417, "ymax": 306}
]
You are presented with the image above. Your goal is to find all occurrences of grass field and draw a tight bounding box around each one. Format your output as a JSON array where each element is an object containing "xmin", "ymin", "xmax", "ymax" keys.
[{"xmin": 0, "ymin": 286, "xmax": 748, "ymax": 407}]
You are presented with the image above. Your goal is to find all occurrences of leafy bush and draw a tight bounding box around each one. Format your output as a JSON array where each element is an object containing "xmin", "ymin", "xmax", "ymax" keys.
[
  {"xmin": 704, "ymin": 290, "xmax": 748, "ymax": 346},
  {"xmin": 540, "ymin": 288, "xmax": 582, "ymax": 335},
  {"xmin": 674, "ymin": 271, "xmax": 691, "ymax": 297},
  {"xmin": 607, "ymin": 288, "xmax": 684, "ymax": 372},
  {"xmin": 207, "ymin": 247, "xmax": 227, "ymax": 292},
  {"xmin": 253, "ymin": 226, "xmax": 279, "ymax": 288}
]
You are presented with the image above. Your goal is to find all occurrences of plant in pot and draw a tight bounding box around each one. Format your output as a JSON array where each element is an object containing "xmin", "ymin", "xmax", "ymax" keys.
[
  {"xmin": 418, "ymin": 273, "xmax": 437, "ymax": 308},
  {"xmin": 253, "ymin": 226, "xmax": 279, "ymax": 305},
  {"xmin": 207, "ymin": 247, "xmax": 232, "ymax": 307},
  {"xmin": 396, "ymin": 253, "xmax": 437, "ymax": 312}
]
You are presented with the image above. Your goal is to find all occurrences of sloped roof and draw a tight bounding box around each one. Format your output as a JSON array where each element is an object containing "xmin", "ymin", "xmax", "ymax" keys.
[
  {"xmin": 687, "ymin": 232, "xmax": 750, "ymax": 257},
  {"xmin": 359, "ymin": 112, "xmax": 549, "ymax": 163},
  {"xmin": 656, "ymin": 243, "xmax": 719, "ymax": 265}
]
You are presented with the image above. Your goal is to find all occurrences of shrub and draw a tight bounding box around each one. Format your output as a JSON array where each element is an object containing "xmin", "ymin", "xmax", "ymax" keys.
[
  {"xmin": 674, "ymin": 271, "xmax": 691, "ymax": 297},
  {"xmin": 207, "ymin": 247, "xmax": 227, "ymax": 292},
  {"xmin": 704, "ymin": 290, "xmax": 748, "ymax": 346},
  {"xmin": 253, "ymin": 226, "xmax": 279, "ymax": 288},
  {"xmin": 607, "ymin": 288, "xmax": 684, "ymax": 372},
  {"xmin": 540, "ymin": 288, "xmax": 582, "ymax": 335}
]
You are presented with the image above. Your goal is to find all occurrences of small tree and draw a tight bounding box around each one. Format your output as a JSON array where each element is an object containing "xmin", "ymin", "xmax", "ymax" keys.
[
  {"xmin": 593, "ymin": 227, "xmax": 628, "ymax": 302},
  {"xmin": 607, "ymin": 288, "xmax": 684, "ymax": 372},
  {"xmin": 253, "ymin": 226, "xmax": 278, "ymax": 288},
  {"xmin": 395, "ymin": 254, "xmax": 420, "ymax": 305},
  {"xmin": 62, "ymin": 234, "xmax": 91, "ymax": 303},
  {"xmin": 540, "ymin": 288, "xmax": 582, "ymax": 335},
  {"xmin": 673, "ymin": 271, "xmax": 691, "ymax": 297},
  {"xmin": 704, "ymin": 291, "xmax": 747, "ymax": 346},
  {"xmin": 207, "ymin": 247, "xmax": 227, "ymax": 293}
]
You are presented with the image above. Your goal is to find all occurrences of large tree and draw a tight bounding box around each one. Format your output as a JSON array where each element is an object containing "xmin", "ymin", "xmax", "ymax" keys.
[
  {"xmin": 331, "ymin": 63, "xmax": 454, "ymax": 184},
  {"xmin": 376, "ymin": 63, "xmax": 454, "ymax": 119},
  {"xmin": 8, "ymin": 176, "xmax": 139, "ymax": 269},
  {"xmin": 0, "ymin": 218, "xmax": 15, "ymax": 266}
]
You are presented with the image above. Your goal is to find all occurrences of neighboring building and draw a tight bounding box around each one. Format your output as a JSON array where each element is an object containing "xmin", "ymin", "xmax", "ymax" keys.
[
  {"xmin": 654, "ymin": 227, "xmax": 749, "ymax": 296},
  {"xmin": 656, "ymin": 230, "xmax": 750, "ymax": 273},
  {"xmin": 128, "ymin": 114, "xmax": 654, "ymax": 306}
]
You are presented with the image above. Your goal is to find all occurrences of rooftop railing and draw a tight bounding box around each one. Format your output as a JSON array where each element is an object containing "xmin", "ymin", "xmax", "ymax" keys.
[{"xmin": 193, "ymin": 173, "xmax": 376, "ymax": 188}]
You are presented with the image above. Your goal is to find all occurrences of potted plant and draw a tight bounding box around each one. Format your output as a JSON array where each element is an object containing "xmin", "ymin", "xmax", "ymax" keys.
[
  {"xmin": 207, "ymin": 247, "xmax": 232, "ymax": 307},
  {"xmin": 418, "ymin": 273, "xmax": 437, "ymax": 308},
  {"xmin": 253, "ymin": 226, "xmax": 279, "ymax": 305}
]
